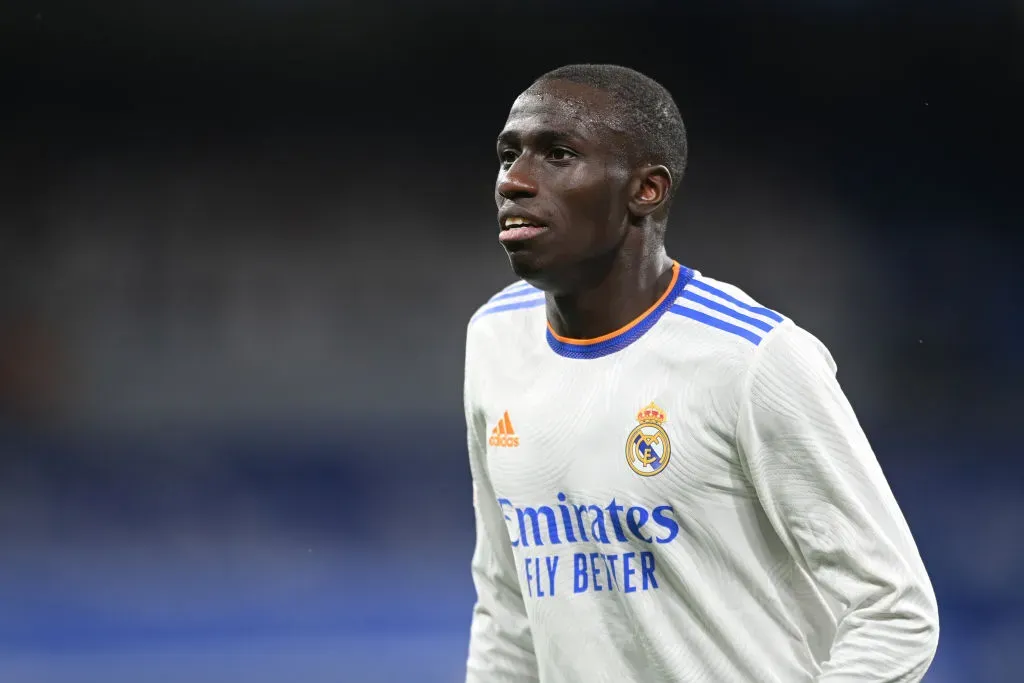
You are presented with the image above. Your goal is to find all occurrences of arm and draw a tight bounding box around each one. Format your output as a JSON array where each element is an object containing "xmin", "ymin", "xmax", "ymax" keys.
[
  {"xmin": 464, "ymin": 330, "xmax": 539, "ymax": 682},
  {"xmin": 736, "ymin": 323, "xmax": 939, "ymax": 682}
]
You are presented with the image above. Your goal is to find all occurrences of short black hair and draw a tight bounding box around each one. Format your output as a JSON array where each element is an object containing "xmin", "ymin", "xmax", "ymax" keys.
[{"xmin": 531, "ymin": 64, "xmax": 688, "ymax": 204}]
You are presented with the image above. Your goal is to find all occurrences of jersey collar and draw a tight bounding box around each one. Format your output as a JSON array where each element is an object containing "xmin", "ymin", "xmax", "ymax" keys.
[{"xmin": 545, "ymin": 261, "xmax": 694, "ymax": 360}]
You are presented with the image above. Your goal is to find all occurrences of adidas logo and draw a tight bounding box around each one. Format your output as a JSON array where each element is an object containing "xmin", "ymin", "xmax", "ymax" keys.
[{"xmin": 488, "ymin": 411, "xmax": 520, "ymax": 448}]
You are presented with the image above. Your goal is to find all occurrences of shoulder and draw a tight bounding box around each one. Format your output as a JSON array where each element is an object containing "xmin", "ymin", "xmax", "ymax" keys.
[
  {"xmin": 663, "ymin": 270, "xmax": 789, "ymax": 352},
  {"xmin": 464, "ymin": 278, "xmax": 545, "ymax": 349},
  {"xmin": 664, "ymin": 269, "xmax": 833, "ymax": 369},
  {"xmin": 468, "ymin": 278, "xmax": 546, "ymax": 328},
  {"xmin": 663, "ymin": 270, "xmax": 840, "ymax": 416},
  {"xmin": 678, "ymin": 272, "xmax": 836, "ymax": 377}
]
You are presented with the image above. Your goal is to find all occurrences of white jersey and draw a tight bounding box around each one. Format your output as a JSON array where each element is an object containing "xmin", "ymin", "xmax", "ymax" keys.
[{"xmin": 463, "ymin": 262, "xmax": 938, "ymax": 683}]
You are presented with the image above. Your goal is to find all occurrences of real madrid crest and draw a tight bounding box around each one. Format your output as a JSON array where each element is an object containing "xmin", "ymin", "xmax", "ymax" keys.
[{"xmin": 626, "ymin": 401, "xmax": 671, "ymax": 476}]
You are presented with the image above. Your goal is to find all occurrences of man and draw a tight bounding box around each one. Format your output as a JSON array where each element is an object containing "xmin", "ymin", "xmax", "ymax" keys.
[{"xmin": 463, "ymin": 64, "xmax": 938, "ymax": 683}]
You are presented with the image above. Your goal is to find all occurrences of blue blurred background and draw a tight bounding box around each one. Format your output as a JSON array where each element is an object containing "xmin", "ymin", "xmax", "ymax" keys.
[{"xmin": 1, "ymin": 1, "xmax": 1021, "ymax": 681}]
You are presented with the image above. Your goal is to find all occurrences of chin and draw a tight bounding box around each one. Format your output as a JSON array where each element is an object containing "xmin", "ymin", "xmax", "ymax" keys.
[
  {"xmin": 506, "ymin": 242, "xmax": 619, "ymax": 295},
  {"xmin": 505, "ymin": 250, "xmax": 568, "ymax": 293},
  {"xmin": 506, "ymin": 249, "xmax": 548, "ymax": 286}
]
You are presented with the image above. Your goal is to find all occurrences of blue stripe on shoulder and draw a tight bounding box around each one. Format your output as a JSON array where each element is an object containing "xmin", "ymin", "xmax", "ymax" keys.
[
  {"xmin": 489, "ymin": 285, "xmax": 541, "ymax": 303},
  {"xmin": 668, "ymin": 304, "xmax": 764, "ymax": 345},
  {"xmin": 689, "ymin": 280, "xmax": 783, "ymax": 323},
  {"xmin": 679, "ymin": 290, "xmax": 775, "ymax": 332},
  {"xmin": 471, "ymin": 297, "xmax": 545, "ymax": 322}
]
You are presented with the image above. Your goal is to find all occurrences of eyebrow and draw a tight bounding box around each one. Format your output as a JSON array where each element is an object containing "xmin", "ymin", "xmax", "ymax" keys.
[{"xmin": 496, "ymin": 128, "xmax": 583, "ymax": 148}]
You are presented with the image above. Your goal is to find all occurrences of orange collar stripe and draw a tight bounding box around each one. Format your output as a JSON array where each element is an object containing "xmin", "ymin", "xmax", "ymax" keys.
[{"xmin": 546, "ymin": 262, "xmax": 681, "ymax": 346}]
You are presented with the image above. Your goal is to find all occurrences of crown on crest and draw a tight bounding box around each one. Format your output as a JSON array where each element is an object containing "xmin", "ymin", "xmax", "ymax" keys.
[{"xmin": 636, "ymin": 402, "xmax": 667, "ymax": 424}]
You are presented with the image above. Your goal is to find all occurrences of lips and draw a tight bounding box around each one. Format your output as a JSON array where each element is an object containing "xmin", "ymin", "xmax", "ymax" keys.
[
  {"xmin": 498, "ymin": 211, "xmax": 549, "ymax": 244},
  {"xmin": 499, "ymin": 224, "xmax": 547, "ymax": 243}
]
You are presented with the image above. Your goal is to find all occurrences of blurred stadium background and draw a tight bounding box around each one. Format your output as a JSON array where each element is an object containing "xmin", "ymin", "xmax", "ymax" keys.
[{"xmin": 1, "ymin": 1, "xmax": 1021, "ymax": 681}]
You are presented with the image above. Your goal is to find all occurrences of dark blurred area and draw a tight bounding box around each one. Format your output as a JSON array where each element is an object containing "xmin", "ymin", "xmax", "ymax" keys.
[{"xmin": 1, "ymin": 1, "xmax": 1022, "ymax": 681}]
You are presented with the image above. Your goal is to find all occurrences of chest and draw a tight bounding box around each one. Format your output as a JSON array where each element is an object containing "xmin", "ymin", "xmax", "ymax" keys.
[{"xmin": 478, "ymin": 346, "xmax": 751, "ymax": 515}]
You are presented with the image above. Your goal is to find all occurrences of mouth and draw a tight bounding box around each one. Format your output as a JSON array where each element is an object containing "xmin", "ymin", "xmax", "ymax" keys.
[{"xmin": 499, "ymin": 215, "xmax": 549, "ymax": 244}]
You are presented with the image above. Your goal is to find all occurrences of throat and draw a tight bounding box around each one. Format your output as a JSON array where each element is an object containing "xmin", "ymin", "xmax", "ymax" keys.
[{"xmin": 547, "ymin": 258, "xmax": 677, "ymax": 342}]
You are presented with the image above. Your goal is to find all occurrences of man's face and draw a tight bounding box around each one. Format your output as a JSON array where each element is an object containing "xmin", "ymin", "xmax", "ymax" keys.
[{"xmin": 495, "ymin": 80, "xmax": 634, "ymax": 287}]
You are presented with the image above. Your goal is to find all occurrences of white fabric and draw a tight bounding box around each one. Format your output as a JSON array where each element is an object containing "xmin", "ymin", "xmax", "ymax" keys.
[{"xmin": 464, "ymin": 268, "xmax": 938, "ymax": 683}]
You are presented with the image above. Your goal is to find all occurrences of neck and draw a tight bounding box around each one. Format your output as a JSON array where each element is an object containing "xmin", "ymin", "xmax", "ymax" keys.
[{"xmin": 546, "ymin": 245, "xmax": 676, "ymax": 341}]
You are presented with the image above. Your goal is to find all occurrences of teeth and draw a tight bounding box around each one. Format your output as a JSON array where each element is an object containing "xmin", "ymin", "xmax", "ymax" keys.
[{"xmin": 504, "ymin": 216, "xmax": 532, "ymax": 228}]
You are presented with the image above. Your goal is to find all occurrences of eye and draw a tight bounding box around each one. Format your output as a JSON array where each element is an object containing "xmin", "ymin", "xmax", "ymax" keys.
[
  {"xmin": 499, "ymin": 149, "xmax": 519, "ymax": 169},
  {"xmin": 548, "ymin": 147, "xmax": 577, "ymax": 162}
]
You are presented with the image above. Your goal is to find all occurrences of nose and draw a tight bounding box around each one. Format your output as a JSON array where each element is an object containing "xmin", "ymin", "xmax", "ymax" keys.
[{"xmin": 497, "ymin": 158, "xmax": 538, "ymax": 201}]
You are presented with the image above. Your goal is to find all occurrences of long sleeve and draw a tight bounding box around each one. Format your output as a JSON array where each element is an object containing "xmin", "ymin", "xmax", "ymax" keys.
[
  {"xmin": 735, "ymin": 323, "xmax": 939, "ymax": 682},
  {"xmin": 464, "ymin": 329, "xmax": 539, "ymax": 683}
]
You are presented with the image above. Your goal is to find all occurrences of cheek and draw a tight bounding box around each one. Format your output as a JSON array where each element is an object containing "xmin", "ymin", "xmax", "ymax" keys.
[{"xmin": 565, "ymin": 169, "xmax": 628, "ymax": 235}]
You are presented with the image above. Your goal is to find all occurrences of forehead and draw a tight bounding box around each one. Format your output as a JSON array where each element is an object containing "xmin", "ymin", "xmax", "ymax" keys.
[{"xmin": 499, "ymin": 80, "xmax": 627, "ymax": 143}]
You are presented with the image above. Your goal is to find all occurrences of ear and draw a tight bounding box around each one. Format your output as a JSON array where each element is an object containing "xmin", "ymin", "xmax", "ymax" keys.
[{"xmin": 628, "ymin": 165, "xmax": 672, "ymax": 219}]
